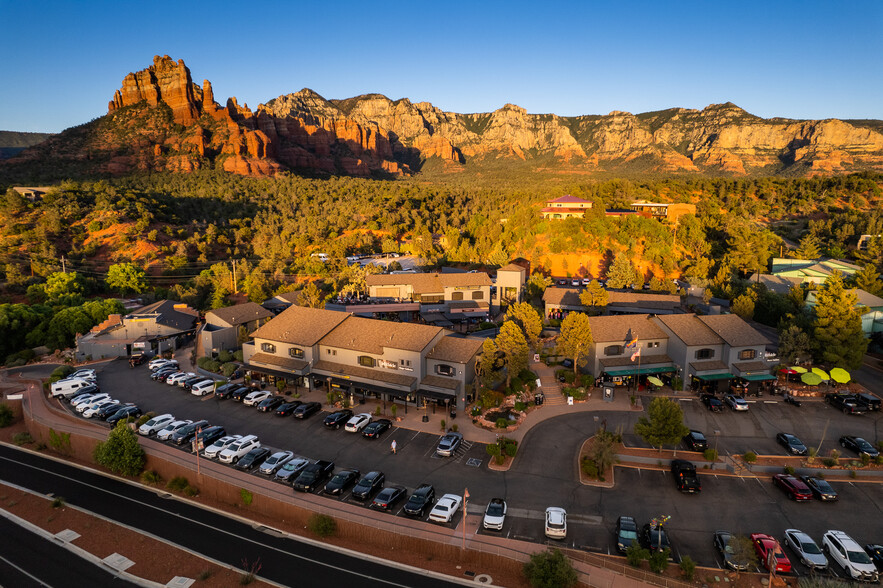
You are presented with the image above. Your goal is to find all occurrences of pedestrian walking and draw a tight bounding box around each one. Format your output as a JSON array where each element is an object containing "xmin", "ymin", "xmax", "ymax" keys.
[{"xmin": 391, "ymin": 440, "xmax": 397, "ymax": 454}]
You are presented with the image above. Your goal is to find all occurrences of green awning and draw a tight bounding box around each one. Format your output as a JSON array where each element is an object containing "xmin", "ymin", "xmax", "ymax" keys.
[
  {"xmin": 696, "ymin": 372, "xmax": 734, "ymax": 381},
  {"xmin": 740, "ymin": 374, "xmax": 776, "ymax": 381},
  {"xmin": 605, "ymin": 366, "xmax": 677, "ymax": 377}
]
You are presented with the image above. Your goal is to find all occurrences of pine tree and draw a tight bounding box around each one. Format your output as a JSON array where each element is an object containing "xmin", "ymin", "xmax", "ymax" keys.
[
  {"xmin": 852, "ymin": 263, "xmax": 883, "ymax": 297},
  {"xmin": 557, "ymin": 312, "xmax": 593, "ymax": 375},
  {"xmin": 505, "ymin": 302, "xmax": 543, "ymax": 350},
  {"xmin": 478, "ymin": 338, "xmax": 500, "ymax": 388},
  {"xmin": 579, "ymin": 280, "xmax": 609, "ymax": 308},
  {"xmin": 777, "ymin": 325, "xmax": 811, "ymax": 365},
  {"xmin": 634, "ymin": 397, "xmax": 690, "ymax": 451},
  {"xmin": 606, "ymin": 255, "xmax": 638, "ymax": 289},
  {"xmin": 794, "ymin": 234, "xmax": 821, "ymax": 260},
  {"xmin": 811, "ymin": 273, "xmax": 868, "ymax": 369},
  {"xmin": 496, "ymin": 320, "xmax": 529, "ymax": 389}
]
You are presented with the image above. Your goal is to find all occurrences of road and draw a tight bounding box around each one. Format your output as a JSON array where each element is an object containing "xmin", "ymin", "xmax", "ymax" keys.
[
  {"xmin": 0, "ymin": 514, "xmax": 136, "ymax": 587},
  {"xmin": 0, "ymin": 445, "xmax": 464, "ymax": 588}
]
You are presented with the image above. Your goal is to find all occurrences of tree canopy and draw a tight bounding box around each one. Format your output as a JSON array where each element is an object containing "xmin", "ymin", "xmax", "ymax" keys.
[
  {"xmin": 495, "ymin": 320, "xmax": 529, "ymax": 389},
  {"xmin": 505, "ymin": 302, "xmax": 543, "ymax": 350},
  {"xmin": 106, "ymin": 263, "xmax": 147, "ymax": 295},
  {"xmin": 93, "ymin": 421, "xmax": 146, "ymax": 477},
  {"xmin": 634, "ymin": 397, "xmax": 689, "ymax": 451},
  {"xmin": 556, "ymin": 312, "xmax": 593, "ymax": 375},
  {"xmin": 810, "ymin": 272, "xmax": 868, "ymax": 369}
]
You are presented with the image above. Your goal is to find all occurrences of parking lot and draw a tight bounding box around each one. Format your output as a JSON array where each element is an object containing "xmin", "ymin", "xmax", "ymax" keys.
[{"xmin": 66, "ymin": 359, "xmax": 883, "ymax": 576}]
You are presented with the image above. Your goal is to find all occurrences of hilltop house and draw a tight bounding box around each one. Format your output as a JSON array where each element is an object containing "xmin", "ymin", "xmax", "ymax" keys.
[
  {"xmin": 541, "ymin": 195, "xmax": 594, "ymax": 219},
  {"xmin": 543, "ymin": 288, "xmax": 683, "ymax": 318},
  {"xmin": 630, "ymin": 200, "xmax": 697, "ymax": 223},
  {"xmin": 75, "ymin": 300, "xmax": 198, "ymax": 360},
  {"xmin": 242, "ymin": 306, "xmax": 483, "ymax": 412}
]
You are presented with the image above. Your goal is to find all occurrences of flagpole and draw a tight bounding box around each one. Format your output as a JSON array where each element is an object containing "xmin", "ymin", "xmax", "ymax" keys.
[{"xmin": 462, "ymin": 488, "xmax": 468, "ymax": 550}]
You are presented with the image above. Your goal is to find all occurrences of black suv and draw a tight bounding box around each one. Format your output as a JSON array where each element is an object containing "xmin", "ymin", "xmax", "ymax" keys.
[
  {"xmin": 230, "ymin": 386, "xmax": 250, "ymax": 401},
  {"xmin": 640, "ymin": 523, "xmax": 671, "ymax": 553},
  {"xmin": 403, "ymin": 484, "xmax": 435, "ymax": 517},
  {"xmin": 855, "ymin": 393, "xmax": 881, "ymax": 412},
  {"xmin": 195, "ymin": 425, "xmax": 226, "ymax": 449},
  {"xmin": 352, "ymin": 471, "xmax": 385, "ymax": 501},
  {"xmin": 275, "ymin": 401, "xmax": 303, "ymax": 417},
  {"xmin": 257, "ymin": 396, "xmax": 285, "ymax": 413},
  {"xmin": 671, "ymin": 459, "xmax": 701, "ymax": 493},
  {"xmin": 293, "ymin": 402, "xmax": 321, "ymax": 419},
  {"xmin": 106, "ymin": 405, "xmax": 142, "ymax": 426},
  {"xmin": 171, "ymin": 420, "xmax": 210, "ymax": 445},
  {"xmin": 293, "ymin": 460, "xmax": 334, "ymax": 492},
  {"xmin": 324, "ymin": 409, "xmax": 353, "ymax": 429},
  {"xmin": 683, "ymin": 430, "xmax": 708, "ymax": 451},
  {"xmin": 324, "ymin": 469, "xmax": 360, "ymax": 496}
]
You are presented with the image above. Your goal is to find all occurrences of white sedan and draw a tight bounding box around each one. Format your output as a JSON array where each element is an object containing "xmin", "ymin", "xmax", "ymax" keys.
[
  {"xmin": 243, "ymin": 390, "xmax": 272, "ymax": 406},
  {"xmin": 725, "ymin": 394, "xmax": 749, "ymax": 411},
  {"xmin": 344, "ymin": 413, "xmax": 372, "ymax": 433},
  {"xmin": 166, "ymin": 372, "xmax": 196, "ymax": 386},
  {"xmin": 429, "ymin": 493, "xmax": 462, "ymax": 523},
  {"xmin": 155, "ymin": 420, "xmax": 192, "ymax": 441},
  {"xmin": 83, "ymin": 399, "xmax": 119, "ymax": 418}
]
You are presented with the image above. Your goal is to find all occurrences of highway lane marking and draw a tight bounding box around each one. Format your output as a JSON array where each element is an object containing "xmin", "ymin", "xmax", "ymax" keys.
[
  {"xmin": 0, "ymin": 553, "xmax": 51, "ymax": 587},
  {"xmin": 0, "ymin": 454, "xmax": 431, "ymax": 588}
]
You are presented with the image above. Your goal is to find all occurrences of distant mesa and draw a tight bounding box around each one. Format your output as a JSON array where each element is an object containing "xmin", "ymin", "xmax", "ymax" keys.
[{"xmin": 3, "ymin": 55, "xmax": 883, "ymax": 179}]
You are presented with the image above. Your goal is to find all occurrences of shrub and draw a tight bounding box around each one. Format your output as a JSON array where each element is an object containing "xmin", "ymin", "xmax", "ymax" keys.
[
  {"xmin": 218, "ymin": 350, "xmax": 233, "ymax": 363},
  {"xmin": 649, "ymin": 548, "xmax": 670, "ymax": 573},
  {"xmin": 877, "ymin": 455, "xmax": 883, "ymax": 466},
  {"xmin": 49, "ymin": 365, "xmax": 74, "ymax": 383},
  {"xmin": 679, "ymin": 555, "xmax": 696, "ymax": 581},
  {"xmin": 703, "ymin": 448, "xmax": 718, "ymax": 461},
  {"xmin": 51, "ymin": 496, "xmax": 66, "ymax": 508},
  {"xmin": 822, "ymin": 457, "xmax": 838, "ymax": 467},
  {"xmin": 515, "ymin": 401, "xmax": 528, "ymax": 412},
  {"xmin": 440, "ymin": 419, "xmax": 446, "ymax": 432},
  {"xmin": 197, "ymin": 569, "xmax": 213, "ymax": 581},
  {"xmin": 849, "ymin": 469, "xmax": 857, "ymax": 479},
  {"xmin": 509, "ymin": 377, "xmax": 524, "ymax": 394},
  {"xmin": 829, "ymin": 449, "xmax": 840, "ymax": 460},
  {"xmin": 390, "ymin": 404, "xmax": 397, "ymax": 418},
  {"xmin": 860, "ymin": 454, "xmax": 870, "ymax": 466},
  {"xmin": 13, "ymin": 432, "xmax": 34, "ymax": 445},
  {"xmin": 307, "ymin": 513, "xmax": 337, "ymax": 537},
  {"xmin": 240, "ymin": 488, "xmax": 253, "ymax": 506},
  {"xmin": 183, "ymin": 485, "xmax": 200, "ymax": 497},
  {"xmin": 452, "ymin": 424, "xmax": 458, "ymax": 432},
  {"xmin": 234, "ymin": 350, "xmax": 243, "ymax": 362},
  {"xmin": 523, "ymin": 548, "xmax": 578, "ymax": 588},
  {"xmin": 743, "ymin": 451, "xmax": 757, "ymax": 463},
  {"xmin": 625, "ymin": 543, "xmax": 649, "ymax": 567},
  {"xmin": 140, "ymin": 470, "xmax": 163, "ymax": 485},
  {"xmin": 93, "ymin": 422, "xmax": 146, "ymax": 476},
  {"xmin": 486, "ymin": 444, "xmax": 501, "ymax": 458},
  {"xmin": 196, "ymin": 357, "xmax": 213, "ymax": 370},
  {"xmin": 500, "ymin": 437, "xmax": 518, "ymax": 457},
  {"xmin": 471, "ymin": 406, "xmax": 482, "ymax": 417},
  {"xmin": 0, "ymin": 404, "xmax": 15, "ymax": 428},
  {"xmin": 204, "ymin": 360, "xmax": 221, "ymax": 373},
  {"xmin": 136, "ymin": 413, "xmax": 155, "ymax": 427},
  {"xmin": 784, "ymin": 465, "xmax": 795, "ymax": 475},
  {"xmin": 221, "ymin": 363, "xmax": 238, "ymax": 377},
  {"xmin": 495, "ymin": 418, "xmax": 509, "ymax": 429},
  {"xmin": 581, "ymin": 456, "xmax": 598, "ymax": 479},
  {"xmin": 48, "ymin": 428, "xmax": 71, "ymax": 455},
  {"xmin": 167, "ymin": 476, "xmax": 191, "ymax": 492}
]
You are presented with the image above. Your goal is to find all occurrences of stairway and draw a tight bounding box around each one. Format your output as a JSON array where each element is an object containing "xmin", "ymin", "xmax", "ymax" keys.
[{"xmin": 534, "ymin": 362, "xmax": 566, "ymax": 406}]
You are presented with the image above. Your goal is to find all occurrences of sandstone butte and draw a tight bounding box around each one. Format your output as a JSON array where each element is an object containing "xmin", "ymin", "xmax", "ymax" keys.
[{"xmin": 19, "ymin": 55, "xmax": 883, "ymax": 178}]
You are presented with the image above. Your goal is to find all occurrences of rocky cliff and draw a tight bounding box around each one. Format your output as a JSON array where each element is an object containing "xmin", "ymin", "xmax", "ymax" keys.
[{"xmin": 5, "ymin": 56, "xmax": 883, "ymax": 179}]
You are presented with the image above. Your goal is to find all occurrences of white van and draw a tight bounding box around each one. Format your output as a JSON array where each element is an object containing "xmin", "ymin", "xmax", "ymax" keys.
[
  {"xmin": 191, "ymin": 380, "xmax": 216, "ymax": 396},
  {"xmin": 51, "ymin": 377, "xmax": 95, "ymax": 399},
  {"xmin": 311, "ymin": 253, "xmax": 329, "ymax": 262}
]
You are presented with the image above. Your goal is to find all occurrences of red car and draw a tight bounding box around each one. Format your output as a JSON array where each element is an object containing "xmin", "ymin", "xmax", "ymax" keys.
[
  {"xmin": 751, "ymin": 533, "xmax": 792, "ymax": 573},
  {"xmin": 772, "ymin": 474, "xmax": 812, "ymax": 501}
]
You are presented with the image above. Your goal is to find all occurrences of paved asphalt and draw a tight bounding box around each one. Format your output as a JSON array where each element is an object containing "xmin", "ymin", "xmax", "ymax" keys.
[
  {"xmin": 13, "ymin": 360, "xmax": 883, "ymax": 579},
  {"xmin": 0, "ymin": 514, "xmax": 136, "ymax": 587},
  {"xmin": 0, "ymin": 445, "xmax": 463, "ymax": 588}
]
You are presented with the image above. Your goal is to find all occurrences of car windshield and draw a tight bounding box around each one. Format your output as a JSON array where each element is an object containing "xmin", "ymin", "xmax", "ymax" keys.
[
  {"xmin": 331, "ymin": 473, "xmax": 349, "ymax": 482},
  {"xmin": 847, "ymin": 550, "xmax": 872, "ymax": 564},
  {"xmin": 620, "ymin": 529, "xmax": 638, "ymax": 540},
  {"xmin": 436, "ymin": 505, "xmax": 449, "ymax": 512},
  {"xmin": 282, "ymin": 462, "xmax": 297, "ymax": 471},
  {"xmin": 486, "ymin": 503, "xmax": 504, "ymax": 516},
  {"xmin": 801, "ymin": 541, "xmax": 822, "ymax": 555}
]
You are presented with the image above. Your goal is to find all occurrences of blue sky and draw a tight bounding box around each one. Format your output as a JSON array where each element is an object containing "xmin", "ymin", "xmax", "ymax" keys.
[{"xmin": 2, "ymin": 0, "xmax": 881, "ymax": 133}]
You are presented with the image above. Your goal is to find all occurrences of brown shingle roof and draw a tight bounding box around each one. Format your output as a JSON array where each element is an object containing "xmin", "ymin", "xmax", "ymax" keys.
[
  {"xmin": 251, "ymin": 306, "xmax": 350, "ymax": 346},
  {"xmin": 607, "ymin": 291, "xmax": 682, "ymax": 310},
  {"xmin": 319, "ymin": 317, "xmax": 443, "ymax": 354},
  {"xmin": 689, "ymin": 360, "xmax": 729, "ymax": 372},
  {"xmin": 313, "ymin": 360, "xmax": 416, "ymax": 388},
  {"xmin": 655, "ymin": 314, "xmax": 723, "ymax": 346},
  {"xmin": 427, "ymin": 336, "xmax": 484, "ymax": 364},
  {"xmin": 247, "ymin": 352, "xmax": 309, "ymax": 373},
  {"xmin": 587, "ymin": 314, "xmax": 667, "ymax": 343},
  {"xmin": 542, "ymin": 288, "xmax": 582, "ymax": 306},
  {"xmin": 207, "ymin": 302, "xmax": 273, "ymax": 327},
  {"xmin": 698, "ymin": 315, "xmax": 770, "ymax": 347},
  {"xmin": 420, "ymin": 375, "xmax": 460, "ymax": 390},
  {"xmin": 600, "ymin": 354, "xmax": 672, "ymax": 368},
  {"xmin": 497, "ymin": 264, "xmax": 526, "ymax": 274}
]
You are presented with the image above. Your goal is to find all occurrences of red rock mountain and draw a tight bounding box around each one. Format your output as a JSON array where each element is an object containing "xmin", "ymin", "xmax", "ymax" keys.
[{"xmin": 7, "ymin": 55, "xmax": 883, "ymax": 178}]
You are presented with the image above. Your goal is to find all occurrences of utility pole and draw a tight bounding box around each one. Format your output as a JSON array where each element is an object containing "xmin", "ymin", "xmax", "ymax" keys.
[
  {"xmin": 231, "ymin": 259, "xmax": 237, "ymax": 293},
  {"xmin": 61, "ymin": 256, "xmax": 66, "ymax": 273}
]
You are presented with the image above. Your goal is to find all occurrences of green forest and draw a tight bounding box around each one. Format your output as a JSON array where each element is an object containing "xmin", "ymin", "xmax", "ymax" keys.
[{"xmin": 1, "ymin": 170, "xmax": 882, "ymax": 366}]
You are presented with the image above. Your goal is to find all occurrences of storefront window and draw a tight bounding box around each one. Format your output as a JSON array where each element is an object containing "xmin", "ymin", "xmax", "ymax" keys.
[
  {"xmin": 695, "ymin": 348, "xmax": 714, "ymax": 360},
  {"xmin": 358, "ymin": 355, "xmax": 376, "ymax": 367},
  {"xmin": 435, "ymin": 364, "xmax": 455, "ymax": 377},
  {"xmin": 260, "ymin": 342, "xmax": 276, "ymax": 353},
  {"xmin": 288, "ymin": 347, "xmax": 304, "ymax": 359},
  {"xmin": 738, "ymin": 349, "xmax": 757, "ymax": 360},
  {"xmin": 604, "ymin": 345, "xmax": 623, "ymax": 356}
]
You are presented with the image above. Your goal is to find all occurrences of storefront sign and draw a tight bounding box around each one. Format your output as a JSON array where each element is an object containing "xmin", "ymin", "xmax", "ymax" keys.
[
  {"xmin": 399, "ymin": 366, "xmax": 413, "ymax": 372},
  {"xmin": 378, "ymin": 359, "xmax": 398, "ymax": 369}
]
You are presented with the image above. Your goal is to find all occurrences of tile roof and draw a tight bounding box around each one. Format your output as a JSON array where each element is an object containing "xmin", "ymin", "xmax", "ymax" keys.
[
  {"xmin": 542, "ymin": 288, "xmax": 582, "ymax": 306},
  {"xmin": 319, "ymin": 316, "xmax": 443, "ymax": 354},
  {"xmin": 426, "ymin": 336, "xmax": 484, "ymax": 364},
  {"xmin": 546, "ymin": 194, "xmax": 593, "ymax": 204},
  {"xmin": 698, "ymin": 315, "xmax": 770, "ymax": 347},
  {"xmin": 250, "ymin": 305, "xmax": 350, "ymax": 346},
  {"xmin": 732, "ymin": 361, "xmax": 770, "ymax": 374},
  {"xmin": 655, "ymin": 314, "xmax": 723, "ymax": 346},
  {"xmin": 606, "ymin": 291, "xmax": 682, "ymax": 310},
  {"xmin": 207, "ymin": 302, "xmax": 273, "ymax": 327},
  {"xmin": 497, "ymin": 263, "xmax": 526, "ymax": 274},
  {"xmin": 587, "ymin": 314, "xmax": 667, "ymax": 343},
  {"xmin": 312, "ymin": 360, "xmax": 416, "ymax": 388}
]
